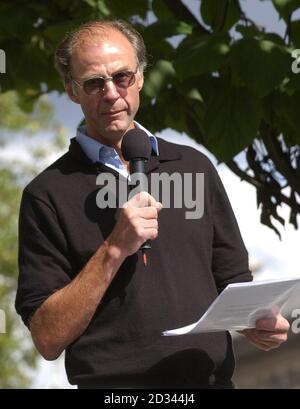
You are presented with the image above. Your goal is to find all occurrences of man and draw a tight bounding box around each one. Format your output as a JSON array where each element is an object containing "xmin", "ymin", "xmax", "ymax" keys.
[{"xmin": 15, "ymin": 19, "xmax": 289, "ymax": 389}]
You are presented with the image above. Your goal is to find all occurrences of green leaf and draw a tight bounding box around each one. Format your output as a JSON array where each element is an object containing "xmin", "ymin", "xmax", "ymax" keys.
[
  {"xmin": 261, "ymin": 33, "xmax": 286, "ymax": 46},
  {"xmin": 204, "ymin": 84, "xmax": 262, "ymax": 161},
  {"xmin": 262, "ymin": 92, "xmax": 280, "ymax": 128},
  {"xmin": 140, "ymin": 84, "xmax": 196, "ymax": 135},
  {"xmin": 174, "ymin": 74, "xmax": 218, "ymax": 104},
  {"xmin": 152, "ymin": 0, "xmax": 174, "ymax": 20},
  {"xmin": 272, "ymin": 0, "xmax": 300, "ymax": 20},
  {"xmin": 0, "ymin": 2, "xmax": 38, "ymax": 41},
  {"xmin": 108, "ymin": 0, "xmax": 148, "ymax": 19},
  {"xmin": 263, "ymin": 90, "xmax": 300, "ymax": 145},
  {"xmin": 174, "ymin": 34, "xmax": 230, "ymax": 78},
  {"xmin": 273, "ymin": 91, "xmax": 300, "ymax": 143},
  {"xmin": 161, "ymin": 92, "xmax": 190, "ymax": 132},
  {"xmin": 201, "ymin": 0, "xmax": 241, "ymax": 32},
  {"xmin": 291, "ymin": 19, "xmax": 300, "ymax": 47},
  {"xmin": 143, "ymin": 20, "xmax": 193, "ymax": 39},
  {"xmin": 286, "ymin": 70, "xmax": 300, "ymax": 92},
  {"xmin": 229, "ymin": 38, "xmax": 290, "ymax": 96},
  {"xmin": 82, "ymin": 0, "xmax": 110, "ymax": 15},
  {"xmin": 43, "ymin": 22, "xmax": 76, "ymax": 45},
  {"xmin": 235, "ymin": 24, "xmax": 262, "ymax": 38},
  {"xmin": 83, "ymin": 0, "xmax": 97, "ymax": 6},
  {"xmin": 82, "ymin": 0, "xmax": 97, "ymax": 7},
  {"xmin": 145, "ymin": 39, "xmax": 174, "ymax": 64},
  {"xmin": 143, "ymin": 60, "xmax": 176, "ymax": 99}
]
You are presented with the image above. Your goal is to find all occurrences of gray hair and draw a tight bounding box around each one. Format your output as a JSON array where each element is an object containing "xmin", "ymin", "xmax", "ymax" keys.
[{"xmin": 54, "ymin": 19, "xmax": 148, "ymax": 84}]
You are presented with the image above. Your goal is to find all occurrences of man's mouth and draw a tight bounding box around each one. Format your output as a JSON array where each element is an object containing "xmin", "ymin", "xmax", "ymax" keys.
[{"xmin": 101, "ymin": 109, "xmax": 125, "ymax": 116}]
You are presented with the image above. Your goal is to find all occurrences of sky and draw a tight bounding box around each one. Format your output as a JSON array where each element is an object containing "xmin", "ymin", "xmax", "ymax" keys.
[{"xmin": 4, "ymin": 0, "xmax": 299, "ymax": 388}]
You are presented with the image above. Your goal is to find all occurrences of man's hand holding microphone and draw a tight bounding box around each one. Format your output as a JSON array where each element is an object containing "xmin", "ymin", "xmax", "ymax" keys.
[
  {"xmin": 107, "ymin": 129, "xmax": 163, "ymax": 265},
  {"xmin": 107, "ymin": 191, "xmax": 163, "ymax": 260}
]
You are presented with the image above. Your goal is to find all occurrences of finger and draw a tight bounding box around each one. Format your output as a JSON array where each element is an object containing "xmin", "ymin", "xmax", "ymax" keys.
[
  {"xmin": 243, "ymin": 328, "xmax": 275, "ymax": 345},
  {"xmin": 251, "ymin": 341, "xmax": 280, "ymax": 351},
  {"xmin": 256, "ymin": 314, "xmax": 290, "ymax": 333},
  {"xmin": 243, "ymin": 328, "xmax": 260, "ymax": 344},
  {"xmin": 257, "ymin": 339, "xmax": 283, "ymax": 350},
  {"xmin": 141, "ymin": 227, "xmax": 158, "ymax": 241},
  {"xmin": 252, "ymin": 327, "xmax": 287, "ymax": 347},
  {"xmin": 129, "ymin": 192, "xmax": 156, "ymax": 208},
  {"xmin": 155, "ymin": 201, "xmax": 163, "ymax": 212},
  {"xmin": 134, "ymin": 193, "xmax": 163, "ymax": 211},
  {"xmin": 243, "ymin": 329, "xmax": 280, "ymax": 350},
  {"xmin": 255, "ymin": 330, "xmax": 288, "ymax": 343},
  {"xmin": 138, "ymin": 206, "xmax": 159, "ymax": 219},
  {"xmin": 141, "ymin": 219, "xmax": 158, "ymax": 229}
]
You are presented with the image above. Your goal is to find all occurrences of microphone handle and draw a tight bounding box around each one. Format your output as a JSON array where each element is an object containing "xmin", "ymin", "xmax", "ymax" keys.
[{"xmin": 129, "ymin": 158, "xmax": 151, "ymax": 251}]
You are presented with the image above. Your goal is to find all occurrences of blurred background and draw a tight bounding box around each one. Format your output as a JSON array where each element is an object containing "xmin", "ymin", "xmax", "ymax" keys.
[{"xmin": 0, "ymin": 0, "xmax": 300, "ymax": 388}]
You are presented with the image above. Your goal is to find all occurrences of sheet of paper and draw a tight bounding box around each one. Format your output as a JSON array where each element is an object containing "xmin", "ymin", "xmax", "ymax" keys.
[{"xmin": 163, "ymin": 277, "xmax": 300, "ymax": 336}]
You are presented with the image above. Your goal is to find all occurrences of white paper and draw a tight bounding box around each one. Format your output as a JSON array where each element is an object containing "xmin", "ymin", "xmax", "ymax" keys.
[{"xmin": 163, "ymin": 277, "xmax": 300, "ymax": 336}]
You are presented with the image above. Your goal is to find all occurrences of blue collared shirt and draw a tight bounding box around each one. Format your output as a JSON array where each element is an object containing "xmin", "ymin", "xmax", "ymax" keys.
[{"xmin": 76, "ymin": 121, "xmax": 159, "ymax": 178}]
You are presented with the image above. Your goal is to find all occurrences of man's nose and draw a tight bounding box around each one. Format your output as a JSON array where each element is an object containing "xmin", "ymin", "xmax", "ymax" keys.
[{"xmin": 101, "ymin": 80, "xmax": 120, "ymax": 101}]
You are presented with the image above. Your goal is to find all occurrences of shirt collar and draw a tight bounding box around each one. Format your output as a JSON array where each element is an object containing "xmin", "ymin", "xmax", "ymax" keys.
[
  {"xmin": 134, "ymin": 121, "xmax": 159, "ymax": 156},
  {"xmin": 76, "ymin": 121, "xmax": 159, "ymax": 164}
]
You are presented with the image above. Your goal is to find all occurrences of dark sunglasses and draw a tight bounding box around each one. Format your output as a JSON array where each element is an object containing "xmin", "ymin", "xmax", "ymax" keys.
[{"xmin": 71, "ymin": 67, "xmax": 138, "ymax": 95}]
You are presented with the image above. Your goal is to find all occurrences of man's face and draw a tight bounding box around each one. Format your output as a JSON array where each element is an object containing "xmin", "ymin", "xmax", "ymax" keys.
[{"xmin": 66, "ymin": 29, "xmax": 144, "ymax": 147}]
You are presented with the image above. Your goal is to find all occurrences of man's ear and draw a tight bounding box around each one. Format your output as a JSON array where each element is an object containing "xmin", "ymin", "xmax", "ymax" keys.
[
  {"xmin": 65, "ymin": 81, "xmax": 80, "ymax": 104},
  {"xmin": 137, "ymin": 71, "xmax": 144, "ymax": 92}
]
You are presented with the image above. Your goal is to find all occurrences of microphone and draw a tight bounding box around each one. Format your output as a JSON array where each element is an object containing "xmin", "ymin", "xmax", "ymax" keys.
[{"xmin": 121, "ymin": 128, "xmax": 152, "ymax": 266}]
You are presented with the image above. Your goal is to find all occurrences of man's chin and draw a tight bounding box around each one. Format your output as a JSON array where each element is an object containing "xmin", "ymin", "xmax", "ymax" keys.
[
  {"xmin": 97, "ymin": 122, "xmax": 130, "ymax": 143},
  {"xmin": 103, "ymin": 118, "xmax": 134, "ymax": 135},
  {"xmin": 104, "ymin": 122, "xmax": 126, "ymax": 135}
]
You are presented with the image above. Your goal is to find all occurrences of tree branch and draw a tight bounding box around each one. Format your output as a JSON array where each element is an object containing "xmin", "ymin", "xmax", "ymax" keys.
[
  {"xmin": 227, "ymin": 159, "xmax": 300, "ymax": 213},
  {"xmin": 260, "ymin": 123, "xmax": 300, "ymax": 194},
  {"xmin": 227, "ymin": 159, "xmax": 264, "ymax": 189}
]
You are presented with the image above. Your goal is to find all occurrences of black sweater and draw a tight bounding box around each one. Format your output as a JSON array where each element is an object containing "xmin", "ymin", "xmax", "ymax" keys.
[{"xmin": 16, "ymin": 137, "xmax": 252, "ymax": 387}]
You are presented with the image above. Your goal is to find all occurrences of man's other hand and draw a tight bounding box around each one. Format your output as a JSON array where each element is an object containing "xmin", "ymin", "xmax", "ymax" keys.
[{"xmin": 241, "ymin": 313, "xmax": 290, "ymax": 351}]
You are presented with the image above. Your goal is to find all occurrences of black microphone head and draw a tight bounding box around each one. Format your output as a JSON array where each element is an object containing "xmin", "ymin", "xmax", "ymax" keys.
[{"xmin": 121, "ymin": 128, "xmax": 152, "ymax": 161}]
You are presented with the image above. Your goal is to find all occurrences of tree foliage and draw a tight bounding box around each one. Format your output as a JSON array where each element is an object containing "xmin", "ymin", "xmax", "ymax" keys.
[
  {"xmin": 0, "ymin": 168, "xmax": 37, "ymax": 388},
  {"xmin": 0, "ymin": 85, "xmax": 66, "ymax": 389},
  {"xmin": 0, "ymin": 0, "xmax": 300, "ymax": 234}
]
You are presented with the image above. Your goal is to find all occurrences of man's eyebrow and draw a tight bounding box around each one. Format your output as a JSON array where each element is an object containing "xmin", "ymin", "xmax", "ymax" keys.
[
  {"xmin": 112, "ymin": 66, "xmax": 133, "ymax": 74},
  {"xmin": 82, "ymin": 67, "xmax": 134, "ymax": 80}
]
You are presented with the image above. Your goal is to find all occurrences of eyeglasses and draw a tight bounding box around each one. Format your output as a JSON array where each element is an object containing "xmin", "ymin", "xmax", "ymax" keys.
[{"xmin": 71, "ymin": 67, "xmax": 139, "ymax": 95}]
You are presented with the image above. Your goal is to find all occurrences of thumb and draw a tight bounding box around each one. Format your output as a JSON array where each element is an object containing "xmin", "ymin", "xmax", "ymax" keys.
[{"xmin": 155, "ymin": 201, "xmax": 163, "ymax": 212}]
